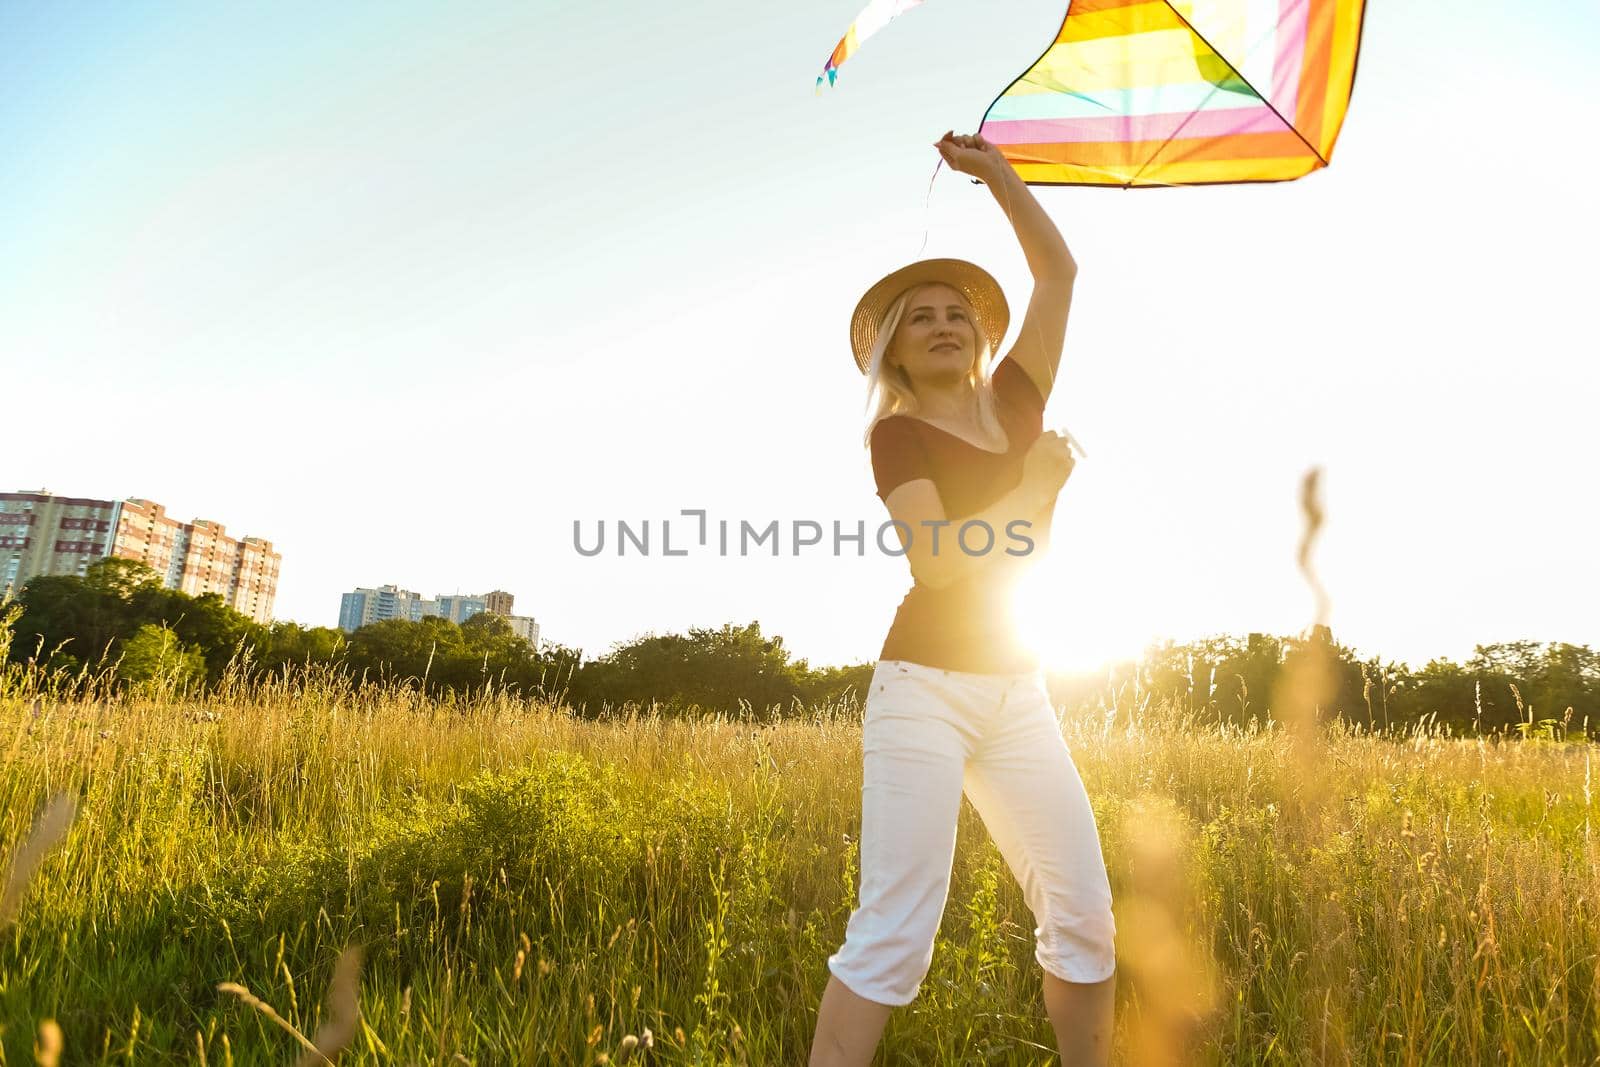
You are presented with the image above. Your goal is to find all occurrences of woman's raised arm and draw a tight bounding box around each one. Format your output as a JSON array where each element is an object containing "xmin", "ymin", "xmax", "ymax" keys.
[{"xmin": 935, "ymin": 130, "xmax": 1077, "ymax": 402}]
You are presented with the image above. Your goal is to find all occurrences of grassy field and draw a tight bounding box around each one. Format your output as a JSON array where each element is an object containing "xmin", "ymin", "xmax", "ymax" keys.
[{"xmin": 0, "ymin": 667, "xmax": 1595, "ymax": 1065}]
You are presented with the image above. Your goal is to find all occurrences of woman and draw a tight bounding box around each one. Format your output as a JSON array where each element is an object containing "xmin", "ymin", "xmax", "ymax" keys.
[{"xmin": 809, "ymin": 132, "xmax": 1117, "ymax": 1066}]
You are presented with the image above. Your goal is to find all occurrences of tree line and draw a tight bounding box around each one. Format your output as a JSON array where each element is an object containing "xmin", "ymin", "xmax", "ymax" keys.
[
  {"xmin": 1083, "ymin": 628, "xmax": 1597, "ymax": 736},
  {"xmin": 4, "ymin": 559, "xmax": 1595, "ymax": 733}
]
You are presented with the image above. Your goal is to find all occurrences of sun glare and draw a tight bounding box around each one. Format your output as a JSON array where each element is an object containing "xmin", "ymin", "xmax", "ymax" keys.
[{"xmin": 1009, "ymin": 559, "xmax": 1155, "ymax": 675}]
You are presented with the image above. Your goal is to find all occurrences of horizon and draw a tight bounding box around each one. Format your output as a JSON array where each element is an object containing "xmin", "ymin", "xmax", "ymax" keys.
[{"xmin": 3, "ymin": 507, "xmax": 1586, "ymax": 676}]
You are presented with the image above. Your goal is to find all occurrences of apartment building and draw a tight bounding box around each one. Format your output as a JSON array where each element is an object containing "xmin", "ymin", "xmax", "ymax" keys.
[
  {"xmin": 505, "ymin": 615, "xmax": 541, "ymax": 647},
  {"xmin": 1, "ymin": 490, "xmax": 280, "ymax": 623},
  {"xmin": 0, "ymin": 491, "xmax": 122, "ymax": 594},
  {"xmin": 338, "ymin": 585, "xmax": 426, "ymax": 631},
  {"xmin": 337, "ymin": 584, "xmax": 539, "ymax": 647},
  {"xmin": 114, "ymin": 500, "xmax": 280, "ymax": 623},
  {"xmin": 425, "ymin": 594, "xmax": 489, "ymax": 625}
]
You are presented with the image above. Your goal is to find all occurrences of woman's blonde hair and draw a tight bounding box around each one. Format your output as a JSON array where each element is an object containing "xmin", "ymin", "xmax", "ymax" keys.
[{"xmin": 861, "ymin": 283, "xmax": 1004, "ymax": 448}]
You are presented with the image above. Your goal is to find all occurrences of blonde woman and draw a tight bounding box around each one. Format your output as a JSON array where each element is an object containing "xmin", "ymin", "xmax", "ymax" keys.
[{"xmin": 809, "ymin": 132, "xmax": 1116, "ymax": 1066}]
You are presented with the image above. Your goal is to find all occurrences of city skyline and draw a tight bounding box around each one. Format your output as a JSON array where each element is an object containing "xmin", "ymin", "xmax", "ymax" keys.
[{"xmin": 0, "ymin": 484, "xmax": 547, "ymax": 650}]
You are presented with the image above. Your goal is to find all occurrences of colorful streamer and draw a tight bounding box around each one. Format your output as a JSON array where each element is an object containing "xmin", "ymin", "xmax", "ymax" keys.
[{"xmin": 817, "ymin": 0, "xmax": 927, "ymax": 92}]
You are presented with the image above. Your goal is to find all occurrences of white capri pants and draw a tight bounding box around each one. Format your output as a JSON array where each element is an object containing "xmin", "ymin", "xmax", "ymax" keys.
[{"xmin": 828, "ymin": 658, "xmax": 1116, "ymax": 1006}]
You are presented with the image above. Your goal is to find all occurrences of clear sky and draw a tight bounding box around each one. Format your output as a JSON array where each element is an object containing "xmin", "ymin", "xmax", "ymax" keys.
[{"xmin": 4, "ymin": 1, "xmax": 1597, "ymax": 672}]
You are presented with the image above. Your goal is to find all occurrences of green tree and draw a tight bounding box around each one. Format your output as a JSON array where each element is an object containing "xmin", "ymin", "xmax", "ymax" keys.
[
  {"xmin": 259, "ymin": 621, "xmax": 348, "ymax": 673},
  {"xmin": 796, "ymin": 661, "xmax": 876, "ymax": 710},
  {"xmin": 6, "ymin": 559, "xmax": 166, "ymax": 673},
  {"xmin": 84, "ymin": 557, "xmax": 162, "ymax": 599},
  {"xmin": 1473, "ymin": 641, "xmax": 1598, "ymax": 727},
  {"xmin": 346, "ymin": 616, "xmax": 468, "ymax": 692},
  {"xmin": 117, "ymin": 623, "xmax": 208, "ymax": 687},
  {"xmin": 129, "ymin": 586, "xmax": 264, "ymax": 683},
  {"xmin": 576, "ymin": 621, "xmax": 807, "ymax": 717}
]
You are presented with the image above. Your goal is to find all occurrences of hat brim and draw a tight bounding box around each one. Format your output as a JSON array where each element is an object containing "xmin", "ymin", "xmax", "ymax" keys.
[{"xmin": 849, "ymin": 258, "xmax": 1009, "ymax": 375}]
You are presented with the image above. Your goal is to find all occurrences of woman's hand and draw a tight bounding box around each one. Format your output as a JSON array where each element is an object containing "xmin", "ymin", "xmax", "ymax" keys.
[
  {"xmin": 999, "ymin": 433, "xmax": 1072, "ymax": 575},
  {"xmin": 934, "ymin": 130, "xmax": 1010, "ymax": 184},
  {"xmin": 1021, "ymin": 430, "xmax": 1077, "ymax": 500}
]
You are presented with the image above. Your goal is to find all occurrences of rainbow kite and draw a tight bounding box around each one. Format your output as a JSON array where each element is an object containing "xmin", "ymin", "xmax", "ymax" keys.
[{"xmin": 817, "ymin": 0, "xmax": 1366, "ymax": 187}]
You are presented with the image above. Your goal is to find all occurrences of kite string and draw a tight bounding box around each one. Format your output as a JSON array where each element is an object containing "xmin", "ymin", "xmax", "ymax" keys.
[{"xmin": 914, "ymin": 156, "xmax": 943, "ymax": 260}]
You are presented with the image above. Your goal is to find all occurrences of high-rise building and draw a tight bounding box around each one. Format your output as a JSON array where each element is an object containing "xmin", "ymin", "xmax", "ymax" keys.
[
  {"xmin": 476, "ymin": 588, "xmax": 538, "ymax": 648},
  {"xmin": 114, "ymin": 500, "xmax": 280, "ymax": 623},
  {"xmin": 112, "ymin": 497, "xmax": 180, "ymax": 581},
  {"xmin": 2, "ymin": 490, "xmax": 280, "ymax": 623},
  {"xmin": 337, "ymin": 589, "xmax": 486, "ymax": 630},
  {"xmin": 336, "ymin": 582, "xmax": 539, "ymax": 648},
  {"xmin": 505, "ymin": 615, "xmax": 541, "ymax": 647},
  {"xmin": 0, "ymin": 491, "xmax": 121, "ymax": 594},
  {"xmin": 338, "ymin": 585, "xmax": 426, "ymax": 632},
  {"xmin": 429, "ymin": 594, "xmax": 489, "ymax": 625}
]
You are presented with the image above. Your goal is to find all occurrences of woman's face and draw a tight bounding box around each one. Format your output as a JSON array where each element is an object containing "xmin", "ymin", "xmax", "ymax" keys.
[{"xmin": 887, "ymin": 283, "xmax": 979, "ymax": 389}]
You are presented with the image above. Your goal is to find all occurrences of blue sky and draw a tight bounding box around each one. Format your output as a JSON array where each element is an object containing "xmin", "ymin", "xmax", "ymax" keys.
[{"xmin": 4, "ymin": 1, "xmax": 1598, "ymax": 671}]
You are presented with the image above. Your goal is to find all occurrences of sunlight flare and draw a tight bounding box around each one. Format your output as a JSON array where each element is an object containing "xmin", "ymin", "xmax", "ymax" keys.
[{"xmin": 1010, "ymin": 556, "xmax": 1157, "ymax": 675}]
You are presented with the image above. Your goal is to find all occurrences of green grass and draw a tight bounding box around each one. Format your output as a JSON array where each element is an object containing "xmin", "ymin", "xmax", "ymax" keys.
[{"xmin": 0, "ymin": 667, "xmax": 1595, "ymax": 1065}]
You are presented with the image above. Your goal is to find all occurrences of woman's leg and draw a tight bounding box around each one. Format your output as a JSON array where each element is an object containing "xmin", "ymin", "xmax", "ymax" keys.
[
  {"xmin": 813, "ymin": 661, "xmax": 984, "ymax": 1064},
  {"xmin": 809, "ymin": 976, "xmax": 893, "ymax": 1067},
  {"xmin": 1041, "ymin": 970, "xmax": 1115, "ymax": 1066},
  {"xmin": 962, "ymin": 678, "xmax": 1117, "ymax": 1067}
]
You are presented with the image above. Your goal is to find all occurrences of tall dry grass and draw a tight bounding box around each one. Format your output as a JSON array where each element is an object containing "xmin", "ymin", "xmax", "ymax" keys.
[{"xmin": 1, "ymin": 640, "xmax": 1595, "ymax": 1064}]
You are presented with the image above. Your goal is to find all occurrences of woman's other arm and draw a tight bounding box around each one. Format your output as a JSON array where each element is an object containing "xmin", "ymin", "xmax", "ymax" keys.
[{"xmin": 881, "ymin": 432, "xmax": 1077, "ymax": 590}]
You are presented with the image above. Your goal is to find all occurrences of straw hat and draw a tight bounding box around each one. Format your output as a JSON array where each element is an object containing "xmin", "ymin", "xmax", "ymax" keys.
[{"xmin": 849, "ymin": 258, "xmax": 1010, "ymax": 375}]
